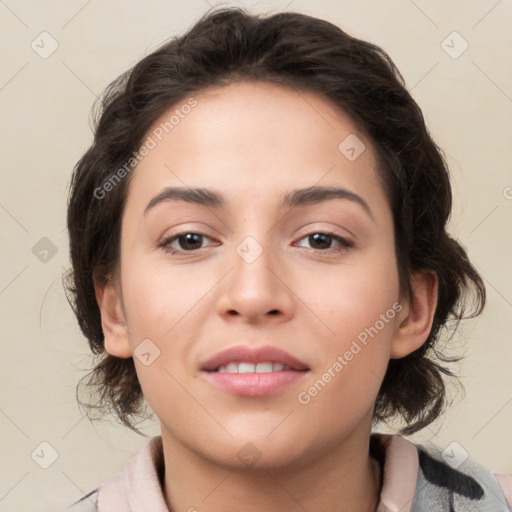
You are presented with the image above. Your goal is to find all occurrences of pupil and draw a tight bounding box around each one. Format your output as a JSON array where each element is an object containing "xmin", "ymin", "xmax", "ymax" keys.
[
  {"xmin": 310, "ymin": 233, "xmax": 330, "ymax": 249},
  {"xmin": 180, "ymin": 233, "xmax": 202, "ymax": 250}
]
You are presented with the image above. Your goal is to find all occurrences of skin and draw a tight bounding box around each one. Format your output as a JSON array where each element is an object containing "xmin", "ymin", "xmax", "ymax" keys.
[{"xmin": 95, "ymin": 80, "xmax": 438, "ymax": 512}]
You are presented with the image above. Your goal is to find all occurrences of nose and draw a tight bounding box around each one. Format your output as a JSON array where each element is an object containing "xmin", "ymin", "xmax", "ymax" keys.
[{"xmin": 216, "ymin": 235, "xmax": 295, "ymax": 324}]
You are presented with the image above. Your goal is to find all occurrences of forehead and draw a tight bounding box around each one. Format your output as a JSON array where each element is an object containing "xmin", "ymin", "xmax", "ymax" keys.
[{"xmin": 124, "ymin": 80, "xmax": 386, "ymax": 216}]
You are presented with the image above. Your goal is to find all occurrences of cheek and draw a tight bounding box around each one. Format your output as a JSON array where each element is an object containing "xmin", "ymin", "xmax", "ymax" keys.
[
  {"xmin": 119, "ymin": 258, "xmax": 199, "ymax": 416},
  {"xmin": 311, "ymin": 245, "xmax": 400, "ymax": 336},
  {"xmin": 120, "ymin": 252, "xmax": 207, "ymax": 341},
  {"xmin": 303, "ymin": 243, "xmax": 400, "ymax": 387}
]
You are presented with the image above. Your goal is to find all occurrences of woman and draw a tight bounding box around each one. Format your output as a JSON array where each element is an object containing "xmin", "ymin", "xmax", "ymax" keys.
[{"xmin": 64, "ymin": 7, "xmax": 512, "ymax": 511}]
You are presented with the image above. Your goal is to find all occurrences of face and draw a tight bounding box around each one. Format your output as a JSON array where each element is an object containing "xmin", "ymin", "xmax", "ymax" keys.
[{"xmin": 102, "ymin": 80, "xmax": 422, "ymax": 471}]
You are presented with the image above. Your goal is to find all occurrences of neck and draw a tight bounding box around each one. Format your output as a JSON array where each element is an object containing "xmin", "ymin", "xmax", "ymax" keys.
[{"xmin": 160, "ymin": 424, "xmax": 381, "ymax": 512}]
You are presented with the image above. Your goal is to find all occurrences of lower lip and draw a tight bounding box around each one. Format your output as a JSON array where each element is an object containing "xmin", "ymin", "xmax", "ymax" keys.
[{"xmin": 203, "ymin": 370, "xmax": 308, "ymax": 397}]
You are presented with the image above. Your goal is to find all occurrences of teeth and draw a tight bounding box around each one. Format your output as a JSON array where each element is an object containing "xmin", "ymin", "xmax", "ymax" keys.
[
  {"xmin": 216, "ymin": 362, "xmax": 291, "ymax": 373},
  {"xmin": 226, "ymin": 362, "xmax": 238, "ymax": 372},
  {"xmin": 239, "ymin": 362, "xmax": 255, "ymax": 373},
  {"xmin": 256, "ymin": 362, "xmax": 273, "ymax": 373}
]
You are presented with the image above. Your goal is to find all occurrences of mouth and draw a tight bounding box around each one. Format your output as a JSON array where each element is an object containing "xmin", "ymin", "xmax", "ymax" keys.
[
  {"xmin": 201, "ymin": 345, "xmax": 310, "ymax": 397},
  {"xmin": 201, "ymin": 344, "xmax": 309, "ymax": 372}
]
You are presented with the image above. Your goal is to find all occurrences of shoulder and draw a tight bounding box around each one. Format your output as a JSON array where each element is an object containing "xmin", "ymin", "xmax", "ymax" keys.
[
  {"xmin": 411, "ymin": 439, "xmax": 512, "ymax": 511},
  {"xmin": 62, "ymin": 489, "xmax": 98, "ymax": 511},
  {"xmin": 372, "ymin": 433, "xmax": 511, "ymax": 511},
  {"xmin": 60, "ymin": 436, "xmax": 165, "ymax": 512}
]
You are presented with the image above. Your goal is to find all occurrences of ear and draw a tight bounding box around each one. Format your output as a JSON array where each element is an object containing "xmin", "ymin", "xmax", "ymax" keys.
[
  {"xmin": 94, "ymin": 277, "xmax": 132, "ymax": 358},
  {"xmin": 390, "ymin": 270, "xmax": 438, "ymax": 359}
]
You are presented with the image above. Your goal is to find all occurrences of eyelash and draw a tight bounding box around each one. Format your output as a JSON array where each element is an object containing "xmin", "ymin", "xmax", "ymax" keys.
[{"xmin": 158, "ymin": 230, "xmax": 355, "ymax": 255}]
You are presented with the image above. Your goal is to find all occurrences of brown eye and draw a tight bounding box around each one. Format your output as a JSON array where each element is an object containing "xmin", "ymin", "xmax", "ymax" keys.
[
  {"xmin": 160, "ymin": 232, "xmax": 216, "ymax": 254},
  {"xmin": 296, "ymin": 232, "xmax": 354, "ymax": 252}
]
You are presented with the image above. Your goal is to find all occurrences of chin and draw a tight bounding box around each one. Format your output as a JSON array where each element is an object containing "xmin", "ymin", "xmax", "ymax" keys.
[{"xmin": 203, "ymin": 431, "xmax": 318, "ymax": 473}]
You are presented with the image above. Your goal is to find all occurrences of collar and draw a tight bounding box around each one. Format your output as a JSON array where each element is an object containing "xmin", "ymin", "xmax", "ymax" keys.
[{"xmin": 96, "ymin": 433, "xmax": 420, "ymax": 511}]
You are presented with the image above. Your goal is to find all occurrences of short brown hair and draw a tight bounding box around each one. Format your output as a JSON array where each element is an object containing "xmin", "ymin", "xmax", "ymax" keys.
[{"xmin": 65, "ymin": 6, "xmax": 485, "ymax": 435}]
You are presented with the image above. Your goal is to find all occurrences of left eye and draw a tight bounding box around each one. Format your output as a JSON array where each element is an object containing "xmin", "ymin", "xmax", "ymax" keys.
[
  {"xmin": 159, "ymin": 231, "xmax": 354, "ymax": 255},
  {"xmin": 295, "ymin": 232, "xmax": 354, "ymax": 252}
]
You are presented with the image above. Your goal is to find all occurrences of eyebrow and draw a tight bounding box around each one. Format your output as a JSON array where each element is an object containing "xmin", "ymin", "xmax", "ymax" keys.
[{"xmin": 144, "ymin": 185, "xmax": 374, "ymax": 221}]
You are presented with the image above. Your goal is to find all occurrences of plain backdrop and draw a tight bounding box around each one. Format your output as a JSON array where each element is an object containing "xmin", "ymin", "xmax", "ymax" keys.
[{"xmin": 0, "ymin": 0, "xmax": 511, "ymax": 510}]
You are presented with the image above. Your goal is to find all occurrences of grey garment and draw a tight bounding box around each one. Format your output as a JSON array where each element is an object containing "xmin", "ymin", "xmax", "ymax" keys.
[
  {"xmin": 64, "ymin": 490, "xmax": 98, "ymax": 512},
  {"xmin": 410, "ymin": 444, "xmax": 510, "ymax": 512}
]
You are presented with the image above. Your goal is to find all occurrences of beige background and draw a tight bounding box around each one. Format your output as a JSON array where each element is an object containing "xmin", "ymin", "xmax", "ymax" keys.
[{"xmin": 0, "ymin": 0, "xmax": 511, "ymax": 510}]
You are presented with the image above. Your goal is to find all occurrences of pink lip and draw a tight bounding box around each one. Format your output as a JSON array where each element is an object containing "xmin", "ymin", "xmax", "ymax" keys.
[
  {"xmin": 200, "ymin": 345, "xmax": 309, "ymax": 372},
  {"xmin": 205, "ymin": 371, "xmax": 308, "ymax": 397},
  {"xmin": 200, "ymin": 345, "xmax": 310, "ymax": 397}
]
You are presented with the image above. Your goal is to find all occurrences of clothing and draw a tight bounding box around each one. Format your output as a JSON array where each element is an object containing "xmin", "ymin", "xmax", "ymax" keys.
[{"xmin": 65, "ymin": 433, "xmax": 512, "ymax": 511}]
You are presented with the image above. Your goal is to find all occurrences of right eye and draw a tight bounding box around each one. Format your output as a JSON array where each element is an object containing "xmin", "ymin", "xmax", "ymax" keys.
[{"xmin": 159, "ymin": 232, "xmax": 219, "ymax": 255}]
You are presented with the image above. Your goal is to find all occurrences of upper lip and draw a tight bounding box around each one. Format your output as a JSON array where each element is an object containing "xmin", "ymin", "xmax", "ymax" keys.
[{"xmin": 201, "ymin": 345, "xmax": 309, "ymax": 371}]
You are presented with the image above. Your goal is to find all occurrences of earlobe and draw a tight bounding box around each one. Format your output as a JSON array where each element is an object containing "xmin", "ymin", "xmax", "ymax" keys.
[
  {"xmin": 390, "ymin": 270, "xmax": 438, "ymax": 359},
  {"xmin": 94, "ymin": 278, "xmax": 132, "ymax": 358}
]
